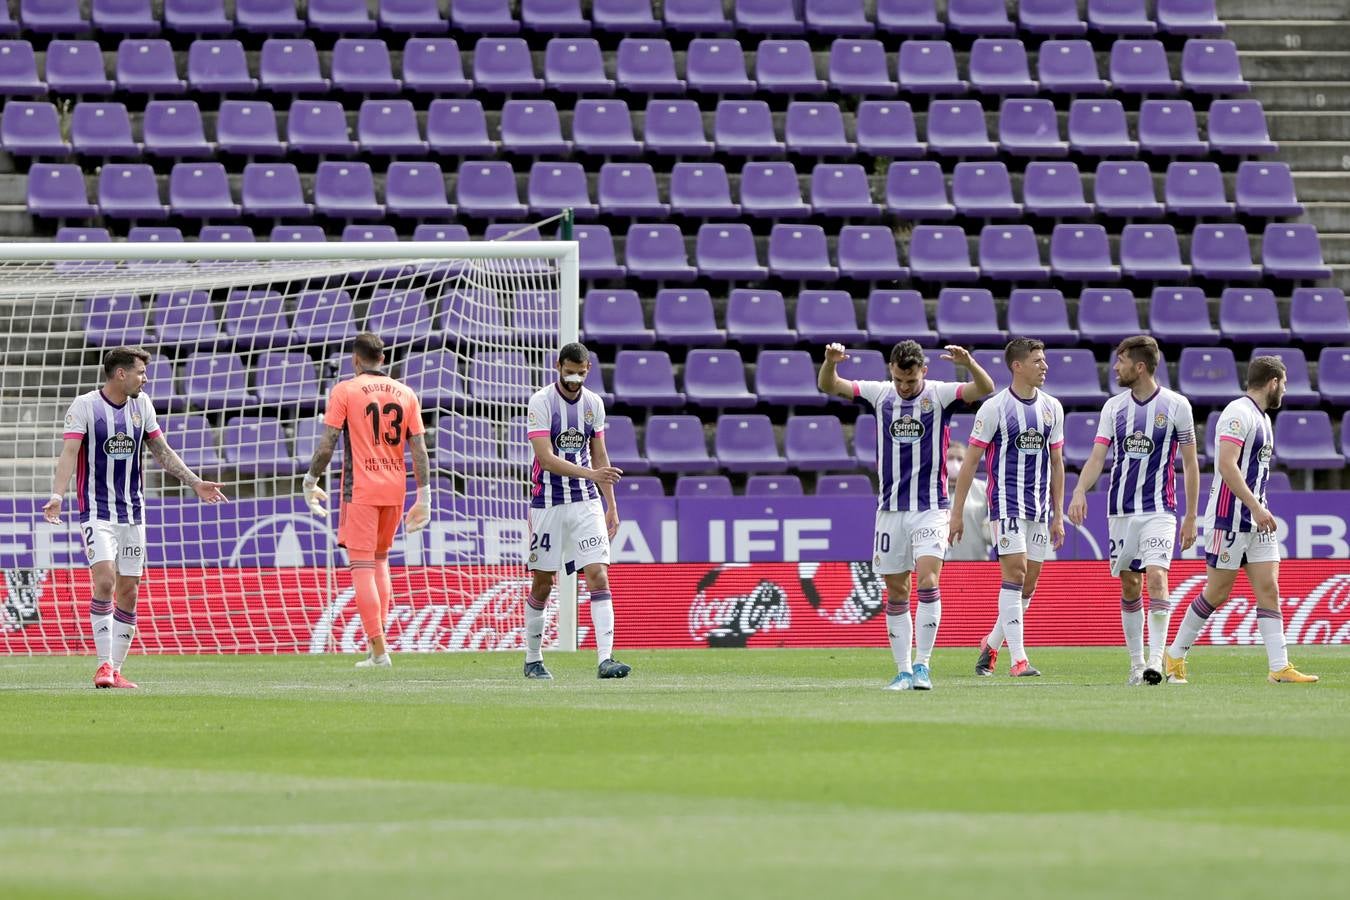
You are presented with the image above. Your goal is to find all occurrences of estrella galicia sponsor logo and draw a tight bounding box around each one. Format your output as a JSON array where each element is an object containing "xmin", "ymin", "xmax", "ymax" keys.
[
  {"xmin": 1124, "ymin": 431, "xmax": 1155, "ymax": 459},
  {"xmin": 890, "ymin": 415, "xmax": 925, "ymax": 443},
  {"xmin": 1016, "ymin": 431, "xmax": 1045, "ymax": 453},
  {"xmin": 555, "ymin": 427, "xmax": 586, "ymax": 453},
  {"xmin": 103, "ymin": 432, "xmax": 135, "ymax": 459}
]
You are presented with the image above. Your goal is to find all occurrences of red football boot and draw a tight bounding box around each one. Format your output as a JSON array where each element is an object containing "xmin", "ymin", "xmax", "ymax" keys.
[
  {"xmin": 94, "ymin": 662, "xmax": 115, "ymax": 689},
  {"xmin": 110, "ymin": 670, "xmax": 139, "ymax": 689}
]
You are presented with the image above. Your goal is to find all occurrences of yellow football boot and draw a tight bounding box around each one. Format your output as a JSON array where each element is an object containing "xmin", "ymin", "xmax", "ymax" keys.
[
  {"xmin": 1268, "ymin": 665, "xmax": 1319, "ymax": 684},
  {"xmin": 1163, "ymin": 652, "xmax": 1189, "ymax": 684}
]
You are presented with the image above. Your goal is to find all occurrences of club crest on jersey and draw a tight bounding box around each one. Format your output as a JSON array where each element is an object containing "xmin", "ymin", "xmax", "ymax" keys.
[
  {"xmin": 890, "ymin": 415, "xmax": 925, "ymax": 443},
  {"xmin": 999, "ymin": 537, "xmax": 1010, "ymax": 550},
  {"xmin": 1154, "ymin": 413, "xmax": 1168, "ymax": 429},
  {"xmin": 555, "ymin": 427, "xmax": 586, "ymax": 453},
  {"xmin": 1258, "ymin": 445, "xmax": 1273, "ymax": 463},
  {"xmin": 584, "ymin": 409, "xmax": 595, "ymax": 426},
  {"xmin": 1124, "ymin": 431, "xmax": 1155, "ymax": 459},
  {"xmin": 919, "ymin": 397, "xmax": 933, "ymax": 414},
  {"xmin": 103, "ymin": 432, "xmax": 135, "ymax": 459},
  {"xmin": 1015, "ymin": 431, "xmax": 1045, "ymax": 453},
  {"xmin": 1220, "ymin": 551, "xmax": 1231, "ymax": 563},
  {"xmin": 130, "ymin": 412, "xmax": 142, "ymax": 429}
]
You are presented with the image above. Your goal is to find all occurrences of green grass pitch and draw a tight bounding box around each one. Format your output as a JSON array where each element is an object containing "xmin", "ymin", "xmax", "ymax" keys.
[{"xmin": 3, "ymin": 647, "xmax": 1348, "ymax": 900}]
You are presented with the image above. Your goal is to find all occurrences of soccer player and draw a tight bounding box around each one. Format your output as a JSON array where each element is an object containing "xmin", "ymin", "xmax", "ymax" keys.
[
  {"xmin": 1067, "ymin": 336, "xmax": 1200, "ymax": 686},
  {"xmin": 950, "ymin": 338, "xmax": 1066, "ymax": 678},
  {"xmin": 43, "ymin": 347, "xmax": 229, "ymax": 689},
  {"xmin": 303, "ymin": 333, "xmax": 431, "ymax": 669},
  {"xmin": 818, "ymin": 340, "xmax": 995, "ymax": 691},
  {"xmin": 523, "ymin": 342, "xmax": 627, "ymax": 681},
  {"xmin": 1162, "ymin": 356, "xmax": 1318, "ymax": 685}
]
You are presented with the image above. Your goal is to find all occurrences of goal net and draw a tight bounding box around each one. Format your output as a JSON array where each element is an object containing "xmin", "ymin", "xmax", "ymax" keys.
[{"xmin": 0, "ymin": 238, "xmax": 581, "ymax": 655}]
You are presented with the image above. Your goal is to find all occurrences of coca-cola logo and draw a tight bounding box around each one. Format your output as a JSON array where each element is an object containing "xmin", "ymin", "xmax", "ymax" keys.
[
  {"xmin": 1170, "ymin": 573, "xmax": 1350, "ymax": 645},
  {"xmin": 688, "ymin": 564, "xmax": 790, "ymax": 647}
]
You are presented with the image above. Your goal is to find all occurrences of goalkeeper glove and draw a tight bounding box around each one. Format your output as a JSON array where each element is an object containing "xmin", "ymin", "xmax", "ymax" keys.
[
  {"xmin": 302, "ymin": 474, "xmax": 328, "ymax": 516},
  {"xmin": 405, "ymin": 486, "xmax": 431, "ymax": 533}
]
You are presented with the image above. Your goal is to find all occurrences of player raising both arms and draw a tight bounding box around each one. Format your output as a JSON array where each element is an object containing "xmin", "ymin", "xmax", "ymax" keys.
[
  {"xmin": 1162, "ymin": 356, "xmax": 1318, "ymax": 685},
  {"xmin": 818, "ymin": 340, "xmax": 995, "ymax": 691},
  {"xmin": 304, "ymin": 333, "xmax": 431, "ymax": 669},
  {"xmin": 44, "ymin": 347, "xmax": 229, "ymax": 689},
  {"xmin": 1067, "ymin": 336, "xmax": 1200, "ymax": 686},
  {"xmin": 950, "ymin": 338, "xmax": 1066, "ymax": 678},
  {"xmin": 523, "ymin": 342, "xmax": 628, "ymax": 680}
]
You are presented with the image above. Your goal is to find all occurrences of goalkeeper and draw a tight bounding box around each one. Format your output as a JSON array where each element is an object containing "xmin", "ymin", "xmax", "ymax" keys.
[{"xmin": 303, "ymin": 333, "xmax": 431, "ymax": 668}]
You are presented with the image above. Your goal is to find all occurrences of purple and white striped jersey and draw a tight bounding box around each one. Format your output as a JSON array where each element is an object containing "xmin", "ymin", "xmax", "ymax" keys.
[
  {"xmin": 526, "ymin": 384, "xmax": 607, "ymax": 509},
  {"xmin": 1204, "ymin": 396, "xmax": 1273, "ymax": 533},
  {"xmin": 853, "ymin": 379, "xmax": 964, "ymax": 511},
  {"xmin": 1095, "ymin": 387, "xmax": 1196, "ymax": 516},
  {"xmin": 969, "ymin": 388, "xmax": 1065, "ymax": 523},
  {"xmin": 62, "ymin": 389, "xmax": 162, "ymax": 525}
]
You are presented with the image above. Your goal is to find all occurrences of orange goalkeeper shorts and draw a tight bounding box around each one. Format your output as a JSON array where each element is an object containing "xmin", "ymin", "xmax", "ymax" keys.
[{"xmin": 338, "ymin": 503, "xmax": 401, "ymax": 553}]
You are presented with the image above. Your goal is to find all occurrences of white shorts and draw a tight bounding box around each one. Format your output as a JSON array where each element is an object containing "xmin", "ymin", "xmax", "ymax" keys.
[
  {"xmin": 527, "ymin": 499, "xmax": 609, "ymax": 575},
  {"xmin": 81, "ymin": 520, "xmax": 147, "ymax": 577},
  {"xmin": 872, "ymin": 509, "xmax": 950, "ymax": 575},
  {"xmin": 991, "ymin": 518, "xmax": 1050, "ymax": 562},
  {"xmin": 1108, "ymin": 513, "xmax": 1177, "ymax": 577},
  {"xmin": 1206, "ymin": 527, "xmax": 1280, "ymax": 570}
]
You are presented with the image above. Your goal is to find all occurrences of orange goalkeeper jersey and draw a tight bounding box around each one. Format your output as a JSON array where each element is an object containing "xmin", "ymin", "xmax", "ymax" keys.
[{"xmin": 324, "ymin": 371, "xmax": 425, "ymax": 506}]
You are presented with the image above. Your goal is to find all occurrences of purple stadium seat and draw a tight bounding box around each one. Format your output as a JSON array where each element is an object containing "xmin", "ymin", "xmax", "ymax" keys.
[
  {"xmin": 613, "ymin": 351, "xmax": 684, "ymax": 407},
  {"xmin": 746, "ymin": 474, "xmax": 803, "ymax": 495},
  {"xmin": 331, "ymin": 39, "xmax": 400, "ymax": 93},
  {"xmin": 645, "ymin": 416, "xmax": 713, "ymax": 473},
  {"xmin": 1291, "ymin": 288, "xmax": 1350, "ymax": 345},
  {"xmin": 1050, "ymin": 224, "xmax": 1119, "ymax": 281},
  {"xmin": 116, "ymin": 38, "xmax": 185, "ymax": 93},
  {"xmin": 358, "ymin": 99, "xmax": 427, "ymax": 155},
  {"xmin": 183, "ymin": 352, "xmax": 253, "ymax": 411},
  {"xmin": 582, "ymin": 290, "xmax": 653, "ymax": 346},
  {"xmin": 1177, "ymin": 347, "xmax": 1237, "ymax": 404},
  {"xmin": 169, "ymin": 162, "xmax": 238, "ymax": 219},
  {"xmin": 99, "ymin": 164, "xmax": 167, "ymax": 219},
  {"xmin": 223, "ymin": 417, "xmax": 296, "ymax": 476},
  {"xmin": 1253, "ymin": 346, "xmax": 1318, "ymax": 406},
  {"xmin": 143, "ymin": 100, "xmax": 210, "ymax": 158},
  {"xmin": 654, "ymin": 288, "xmax": 726, "ymax": 346},
  {"xmin": 643, "ymin": 99, "xmax": 713, "ymax": 155},
  {"xmin": 269, "ymin": 225, "xmax": 326, "ymax": 242},
  {"xmin": 527, "ymin": 161, "xmax": 594, "ymax": 219},
  {"xmin": 1008, "ymin": 290, "xmax": 1078, "ymax": 344},
  {"xmin": 1157, "ymin": 0, "xmax": 1224, "ymax": 35},
  {"xmin": 998, "ymin": 99, "xmax": 1068, "ymax": 157},
  {"xmin": 402, "ymin": 38, "xmax": 471, "ymax": 93},
  {"xmin": 797, "ymin": 290, "xmax": 866, "ymax": 344},
  {"xmin": 785, "ymin": 416, "xmax": 853, "ymax": 471},
  {"xmin": 1077, "ymin": 289, "xmax": 1141, "ymax": 344},
  {"xmin": 616, "ymin": 476, "xmax": 664, "ymax": 498},
  {"xmin": 456, "ymin": 161, "xmax": 527, "ymax": 218},
  {"xmin": 1318, "ymin": 347, "xmax": 1350, "ymax": 405},
  {"xmin": 597, "ymin": 162, "xmax": 666, "ymax": 217},
  {"xmin": 726, "ymin": 289, "xmax": 795, "ymax": 344},
  {"xmin": 837, "ymin": 226, "xmax": 907, "ymax": 280},
  {"xmin": 1182, "ymin": 39, "xmax": 1248, "ymax": 93},
  {"xmin": 1138, "ymin": 100, "xmax": 1206, "ymax": 156},
  {"xmin": 292, "ymin": 290, "xmax": 357, "ymax": 346},
  {"xmin": 452, "ymin": 0, "xmax": 520, "ymax": 34},
  {"xmin": 816, "ymin": 474, "xmax": 873, "ymax": 496},
  {"xmin": 1234, "ymin": 162, "xmax": 1302, "ymax": 217},
  {"xmin": 411, "ymin": 224, "xmax": 469, "ymax": 242},
  {"xmin": 186, "ymin": 40, "xmax": 255, "ymax": 93},
  {"xmin": 287, "ymin": 100, "xmax": 357, "ymax": 154},
  {"xmin": 1048, "ymin": 349, "xmax": 1106, "ymax": 406},
  {"xmin": 686, "ymin": 349, "xmax": 757, "ymax": 408},
  {"xmin": 936, "ymin": 288, "xmax": 1007, "ymax": 344},
  {"xmin": 876, "ymin": 0, "xmax": 943, "ymax": 35},
  {"xmin": 433, "ymin": 417, "xmax": 499, "ymax": 474},
  {"xmin": 544, "ymin": 38, "xmax": 612, "ymax": 94},
  {"xmin": 574, "ymin": 224, "xmax": 626, "ymax": 279},
  {"xmin": 856, "ymin": 101, "xmax": 923, "ymax": 157},
  {"xmin": 1275, "ymin": 411, "xmax": 1342, "ymax": 471},
  {"xmin": 593, "ymin": 0, "xmax": 660, "ymax": 33},
  {"xmin": 1121, "ymin": 225, "xmax": 1189, "ymax": 280},
  {"xmin": 252, "ymin": 351, "xmax": 323, "ymax": 410},
  {"xmin": 223, "ymin": 290, "xmax": 289, "ymax": 351},
  {"xmin": 1088, "ymin": 0, "xmax": 1155, "ymax": 35},
  {"xmin": 1149, "ymin": 286, "xmax": 1219, "ymax": 344},
  {"xmin": 20, "ymin": 0, "xmax": 88, "ymax": 34},
  {"xmin": 755, "ymin": 38, "xmax": 825, "ymax": 95},
  {"xmin": 768, "ymin": 224, "xmax": 838, "ymax": 281},
  {"xmin": 386, "ymin": 162, "xmax": 455, "ymax": 218},
  {"xmin": 805, "ymin": 0, "xmax": 872, "ymax": 35},
  {"xmin": 442, "ymin": 288, "xmax": 507, "ymax": 342},
  {"xmin": 93, "ymin": 0, "xmax": 159, "ymax": 35},
  {"xmin": 837, "ymin": 348, "xmax": 888, "ymax": 383},
  {"xmin": 1037, "ymin": 39, "xmax": 1107, "ymax": 93},
  {"xmin": 948, "ymin": 0, "xmax": 1015, "ymax": 34},
  {"xmin": 810, "ymin": 163, "xmax": 880, "ymax": 218},
  {"xmin": 970, "ymin": 39, "xmax": 1036, "ymax": 94},
  {"xmin": 259, "ymin": 39, "xmax": 328, "ymax": 93},
  {"xmin": 572, "ymin": 99, "xmax": 642, "ymax": 155},
  {"xmin": 756, "ymin": 350, "xmax": 828, "ymax": 406},
  {"xmin": 241, "ymin": 162, "xmax": 311, "ymax": 217},
  {"xmin": 379, "ymin": 0, "xmax": 447, "ymax": 33},
  {"xmin": 216, "ymin": 101, "xmax": 283, "ymax": 156},
  {"xmin": 1, "ymin": 102, "xmax": 67, "ymax": 156},
  {"xmin": 685, "ymin": 38, "xmax": 754, "ymax": 95},
  {"xmin": 715, "ymin": 100, "xmax": 785, "ymax": 156},
  {"xmin": 909, "ymin": 225, "xmax": 978, "ymax": 282},
  {"xmin": 28, "ymin": 163, "xmax": 97, "ymax": 218},
  {"xmin": 625, "ymin": 224, "xmax": 697, "ymax": 281},
  {"xmin": 309, "ymin": 0, "xmax": 376, "ymax": 34},
  {"xmin": 785, "ymin": 101, "xmax": 854, "ymax": 157},
  {"xmin": 163, "ymin": 0, "xmax": 230, "ymax": 35},
  {"xmin": 1110, "ymin": 40, "xmax": 1177, "ymax": 94},
  {"xmin": 925, "ymin": 100, "xmax": 996, "ymax": 157},
  {"xmin": 235, "ymin": 0, "xmax": 303, "ymax": 34},
  {"xmin": 362, "ymin": 288, "xmax": 436, "ymax": 346},
  {"xmin": 664, "ymin": 0, "xmax": 732, "ymax": 33},
  {"xmin": 1021, "ymin": 0, "xmax": 1086, "ymax": 35},
  {"xmin": 867, "ymin": 290, "xmax": 937, "ymax": 345},
  {"xmin": 1262, "ymin": 224, "xmax": 1332, "ymax": 280},
  {"xmin": 85, "ymin": 294, "xmax": 150, "ymax": 347},
  {"xmin": 500, "ymin": 99, "xmax": 570, "ymax": 154},
  {"xmin": 426, "ymin": 100, "xmax": 497, "ymax": 156},
  {"xmin": 1022, "ymin": 162, "xmax": 1092, "ymax": 217},
  {"xmin": 696, "ymin": 223, "xmax": 767, "ymax": 279},
  {"xmin": 602, "ymin": 416, "xmax": 648, "ymax": 473},
  {"xmin": 978, "ymin": 225, "xmax": 1049, "ymax": 281},
  {"xmin": 898, "ymin": 40, "xmax": 965, "ymax": 94},
  {"xmin": 522, "ymin": 0, "xmax": 588, "ymax": 34},
  {"xmin": 828, "ymin": 39, "xmax": 897, "ymax": 96},
  {"xmin": 70, "ymin": 102, "xmax": 140, "ymax": 157},
  {"xmin": 669, "ymin": 163, "xmax": 739, "ymax": 216},
  {"xmin": 473, "ymin": 38, "xmax": 542, "ymax": 92},
  {"xmin": 0, "ymin": 40, "xmax": 48, "ymax": 96},
  {"xmin": 734, "ymin": 0, "xmax": 805, "ymax": 34},
  {"xmin": 1190, "ymin": 224, "xmax": 1260, "ymax": 281},
  {"xmin": 1165, "ymin": 162, "xmax": 1234, "ymax": 216},
  {"xmin": 953, "ymin": 162, "xmax": 1020, "ymax": 218},
  {"xmin": 1068, "ymin": 100, "xmax": 1137, "ymax": 155},
  {"xmin": 1208, "ymin": 100, "xmax": 1277, "ymax": 155},
  {"xmin": 159, "ymin": 415, "xmax": 222, "ymax": 471},
  {"xmin": 1063, "ymin": 412, "xmax": 1101, "ymax": 468},
  {"xmin": 854, "ymin": 413, "xmax": 877, "ymax": 467},
  {"xmin": 616, "ymin": 37, "xmax": 685, "ymax": 94},
  {"xmin": 341, "ymin": 224, "xmax": 399, "ymax": 243}
]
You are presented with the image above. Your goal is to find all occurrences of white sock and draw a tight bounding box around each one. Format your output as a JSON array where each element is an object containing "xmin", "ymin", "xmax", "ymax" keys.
[
  {"xmin": 524, "ymin": 598, "xmax": 546, "ymax": 664},
  {"xmin": 885, "ymin": 601, "xmax": 912, "ymax": 674},
  {"xmin": 1257, "ymin": 609, "xmax": 1289, "ymax": 671},
  {"xmin": 90, "ymin": 598, "xmax": 113, "ymax": 665},
  {"xmin": 1121, "ymin": 596, "xmax": 1144, "ymax": 666},
  {"xmin": 1147, "ymin": 601, "xmax": 1171, "ymax": 663},
  {"xmin": 985, "ymin": 588, "xmax": 1031, "ymax": 650},
  {"xmin": 1167, "ymin": 594, "xmax": 1215, "ymax": 659},
  {"xmin": 110, "ymin": 607, "xmax": 136, "ymax": 671},
  {"xmin": 914, "ymin": 588, "xmax": 941, "ymax": 666},
  {"xmin": 999, "ymin": 584, "xmax": 1027, "ymax": 664},
  {"xmin": 590, "ymin": 590, "xmax": 615, "ymax": 663}
]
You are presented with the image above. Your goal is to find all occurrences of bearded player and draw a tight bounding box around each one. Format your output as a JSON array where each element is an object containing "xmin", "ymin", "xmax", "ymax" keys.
[{"xmin": 818, "ymin": 340, "xmax": 995, "ymax": 691}]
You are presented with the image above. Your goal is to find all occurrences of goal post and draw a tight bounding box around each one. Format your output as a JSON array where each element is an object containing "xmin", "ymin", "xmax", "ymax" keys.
[{"xmin": 0, "ymin": 239, "xmax": 582, "ymax": 655}]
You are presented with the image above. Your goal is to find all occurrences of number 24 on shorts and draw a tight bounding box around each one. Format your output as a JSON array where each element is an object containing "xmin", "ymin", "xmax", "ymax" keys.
[{"xmin": 530, "ymin": 533, "xmax": 552, "ymax": 551}]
